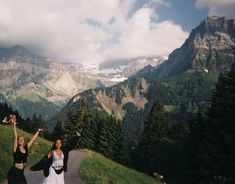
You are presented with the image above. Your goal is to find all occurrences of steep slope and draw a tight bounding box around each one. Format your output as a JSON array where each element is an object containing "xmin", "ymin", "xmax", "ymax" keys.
[{"xmin": 80, "ymin": 150, "xmax": 161, "ymax": 184}]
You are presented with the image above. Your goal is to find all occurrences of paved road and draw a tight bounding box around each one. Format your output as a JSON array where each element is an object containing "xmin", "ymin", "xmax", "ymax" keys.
[{"xmin": 2, "ymin": 150, "xmax": 87, "ymax": 184}]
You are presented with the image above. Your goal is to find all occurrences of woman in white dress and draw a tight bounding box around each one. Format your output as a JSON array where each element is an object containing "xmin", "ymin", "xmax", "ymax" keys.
[
  {"xmin": 42, "ymin": 139, "xmax": 65, "ymax": 184},
  {"xmin": 30, "ymin": 131, "xmax": 81, "ymax": 184}
]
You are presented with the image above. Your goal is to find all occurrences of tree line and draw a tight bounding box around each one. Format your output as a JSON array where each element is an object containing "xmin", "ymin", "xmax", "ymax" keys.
[
  {"xmin": 132, "ymin": 64, "xmax": 235, "ymax": 184},
  {"xmin": 52, "ymin": 100, "xmax": 129, "ymax": 164},
  {"xmin": 0, "ymin": 103, "xmax": 49, "ymax": 138}
]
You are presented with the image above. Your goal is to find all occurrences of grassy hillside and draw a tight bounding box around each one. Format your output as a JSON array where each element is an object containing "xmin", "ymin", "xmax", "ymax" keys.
[
  {"xmin": 0, "ymin": 125, "xmax": 51, "ymax": 182},
  {"xmin": 0, "ymin": 125, "xmax": 159, "ymax": 184},
  {"xmin": 80, "ymin": 150, "xmax": 160, "ymax": 184}
]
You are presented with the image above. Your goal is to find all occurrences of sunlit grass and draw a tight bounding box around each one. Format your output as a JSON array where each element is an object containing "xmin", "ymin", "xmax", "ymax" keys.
[{"xmin": 80, "ymin": 150, "xmax": 160, "ymax": 184}]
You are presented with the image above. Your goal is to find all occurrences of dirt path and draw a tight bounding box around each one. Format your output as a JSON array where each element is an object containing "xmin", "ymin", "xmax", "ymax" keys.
[{"xmin": 1, "ymin": 150, "xmax": 87, "ymax": 184}]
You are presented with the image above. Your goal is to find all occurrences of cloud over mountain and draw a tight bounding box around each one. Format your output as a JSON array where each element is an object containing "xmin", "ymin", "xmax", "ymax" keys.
[
  {"xmin": 0, "ymin": 0, "xmax": 188, "ymax": 63},
  {"xmin": 195, "ymin": 0, "xmax": 235, "ymax": 18}
]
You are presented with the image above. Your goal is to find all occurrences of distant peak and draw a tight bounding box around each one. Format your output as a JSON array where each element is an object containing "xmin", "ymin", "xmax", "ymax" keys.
[
  {"xmin": 13, "ymin": 45, "xmax": 26, "ymax": 49},
  {"xmin": 194, "ymin": 16, "xmax": 235, "ymax": 36},
  {"xmin": 202, "ymin": 16, "xmax": 227, "ymax": 26},
  {"xmin": 12, "ymin": 45, "xmax": 30, "ymax": 53},
  {"xmin": 206, "ymin": 16, "xmax": 227, "ymax": 21},
  {"xmin": 0, "ymin": 45, "xmax": 45, "ymax": 62}
]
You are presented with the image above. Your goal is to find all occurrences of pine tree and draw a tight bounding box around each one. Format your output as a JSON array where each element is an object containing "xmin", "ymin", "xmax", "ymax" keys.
[
  {"xmin": 78, "ymin": 118, "xmax": 97, "ymax": 150},
  {"xmin": 52, "ymin": 120, "xmax": 63, "ymax": 139},
  {"xmin": 134, "ymin": 102, "xmax": 170, "ymax": 173},
  {"xmin": 61, "ymin": 99, "xmax": 96, "ymax": 149},
  {"xmin": 186, "ymin": 113, "xmax": 207, "ymax": 184},
  {"xmin": 62, "ymin": 100, "xmax": 86, "ymax": 140},
  {"xmin": 97, "ymin": 117, "xmax": 112, "ymax": 157},
  {"xmin": 0, "ymin": 102, "xmax": 47, "ymax": 137},
  {"xmin": 113, "ymin": 120, "xmax": 129, "ymax": 164}
]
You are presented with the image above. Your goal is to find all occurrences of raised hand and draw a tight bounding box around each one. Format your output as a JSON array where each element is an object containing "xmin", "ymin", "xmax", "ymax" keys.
[
  {"xmin": 2, "ymin": 117, "xmax": 10, "ymax": 124},
  {"xmin": 10, "ymin": 115, "xmax": 16, "ymax": 123},
  {"xmin": 75, "ymin": 131, "xmax": 81, "ymax": 137},
  {"xmin": 2, "ymin": 115, "xmax": 17, "ymax": 125},
  {"xmin": 28, "ymin": 128, "xmax": 44, "ymax": 149}
]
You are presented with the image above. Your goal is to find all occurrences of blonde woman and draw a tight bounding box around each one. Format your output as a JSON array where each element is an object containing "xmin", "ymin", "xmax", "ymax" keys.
[{"xmin": 7, "ymin": 116, "xmax": 43, "ymax": 184}]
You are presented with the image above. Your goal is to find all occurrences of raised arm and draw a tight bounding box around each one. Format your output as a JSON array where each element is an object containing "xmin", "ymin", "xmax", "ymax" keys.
[
  {"xmin": 12, "ymin": 121, "xmax": 18, "ymax": 153},
  {"xmin": 63, "ymin": 131, "xmax": 81, "ymax": 152},
  {"xmin": 27, "ymin": 129, "xmax": 43, "ymax": 149}
]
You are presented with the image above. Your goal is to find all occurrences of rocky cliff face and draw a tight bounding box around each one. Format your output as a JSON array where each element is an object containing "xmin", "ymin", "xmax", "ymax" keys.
[{"xmin": 142, "ymin": 16, "xmax": 235, "ymax": 79}]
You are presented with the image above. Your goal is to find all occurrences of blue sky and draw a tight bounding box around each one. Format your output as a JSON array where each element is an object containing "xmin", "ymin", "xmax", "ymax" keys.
[
  {"xmin": 131, "ymin": 0, "xmax": 208, "ymax": 31},
  {"xmin": 154, "ymin": 0, "xmax": 208, "ymax": 31}
]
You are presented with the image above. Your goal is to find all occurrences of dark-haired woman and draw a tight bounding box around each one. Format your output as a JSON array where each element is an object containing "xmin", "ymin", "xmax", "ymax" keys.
[
  {"xmin": 30, "ymin": 132, "xmax": 81, "ymax": 184},
  {"xmin": 7, "ymin": 117, "xmax": 43, "ymax": 184}
]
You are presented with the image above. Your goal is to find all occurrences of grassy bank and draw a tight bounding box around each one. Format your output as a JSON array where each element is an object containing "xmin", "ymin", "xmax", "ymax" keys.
[{"xmin": 80, "ymin": 150, "xmax": 160, "ymax": 184}]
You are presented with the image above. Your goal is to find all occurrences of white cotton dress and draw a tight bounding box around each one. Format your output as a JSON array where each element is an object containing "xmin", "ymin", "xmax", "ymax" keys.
[{"xmin": 42, "ymin": 151, "xmax": 65, "ymax": 184}]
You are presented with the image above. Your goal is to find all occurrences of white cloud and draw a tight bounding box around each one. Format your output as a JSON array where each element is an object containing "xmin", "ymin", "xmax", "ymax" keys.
[
  {"xmin": 0, "ymin": 0, "xmax": 188, "ymax": 63},
  {"xmin": 146, "ymin": 0, "xmax": 170, "ymax": 8},
  {"xmin": 195, "ymin": 0, "xmax": 235, "ymax": 18},
  {"xmin": 103, "ymin": 8, "xmax": 188, "ymax": 60}
]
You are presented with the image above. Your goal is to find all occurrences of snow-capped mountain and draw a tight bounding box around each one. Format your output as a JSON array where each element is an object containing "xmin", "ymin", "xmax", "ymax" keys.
[
  {"xmin": 63, "ymin": 56, "xmax": 166, "ymax": 87},
  {"xmin": 79, "ymin": 56, "xmax": 166, "ymax": 86}
]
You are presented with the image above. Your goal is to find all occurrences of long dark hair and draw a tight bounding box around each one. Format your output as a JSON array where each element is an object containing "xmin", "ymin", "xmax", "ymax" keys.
[{"xmin": 50, "ymin": 137, "xmax": 63, "ymax": 151}]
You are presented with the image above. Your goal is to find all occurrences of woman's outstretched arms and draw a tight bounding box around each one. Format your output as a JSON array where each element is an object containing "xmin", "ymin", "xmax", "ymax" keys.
[{"xmin": 27, "ymin": 128, "xmax": 43, "ymax": 149}]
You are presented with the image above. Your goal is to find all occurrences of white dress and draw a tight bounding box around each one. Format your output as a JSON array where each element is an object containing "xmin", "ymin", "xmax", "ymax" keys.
[{"xmin": 42, "ymin": 151, "xmax": 65, "ymax": 184}]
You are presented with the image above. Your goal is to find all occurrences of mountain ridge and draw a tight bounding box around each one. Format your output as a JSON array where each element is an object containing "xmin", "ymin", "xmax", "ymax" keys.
[
  {"xmin": 0, "ymin": 45, "xmax": 165, "ymax": 120},
  {"xmin": 135, "ymin": 16, "xmax": 235, "ymax": 81},
  {"xmin": 0, "ymin": 46, "xmax": 100, "ymax": 119},
  {"xmin": 51, "ymin": 16, "xmax": 235, "ymax": 144}
]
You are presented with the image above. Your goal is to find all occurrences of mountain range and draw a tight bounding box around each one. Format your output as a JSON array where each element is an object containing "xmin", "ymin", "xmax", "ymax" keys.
[
  {"xmin": 0, "ymin": 46, "xmax": 164, "ymax": 120},
  {"xmin": 0, "ymin": 46, "xmax": 99, "ymax": 119},
  {"xmin": 51, "ymin": 16, "xmax": 235, "ymax": 144}
]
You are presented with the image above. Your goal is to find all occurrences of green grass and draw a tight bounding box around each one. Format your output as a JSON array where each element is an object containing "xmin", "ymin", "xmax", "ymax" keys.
[
  {"xmin": 80, "ymin": 150, "xmax": 160, "ymax": 184},
  {"xmin": 0, "ymin": 125, "xmax": 51, "ymax": 182}
]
